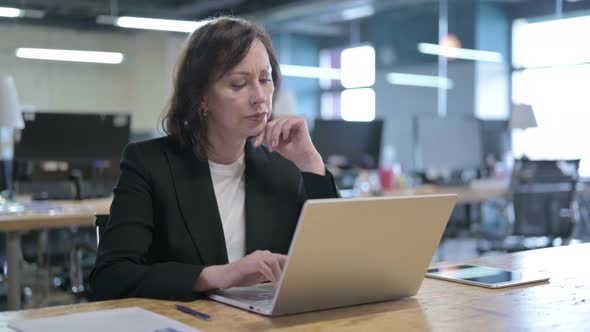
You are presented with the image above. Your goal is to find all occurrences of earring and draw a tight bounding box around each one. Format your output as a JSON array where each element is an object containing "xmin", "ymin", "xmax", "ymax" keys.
[{"xmin": 200, "ymin": 102, "xmax": 208, "ymax": 118}]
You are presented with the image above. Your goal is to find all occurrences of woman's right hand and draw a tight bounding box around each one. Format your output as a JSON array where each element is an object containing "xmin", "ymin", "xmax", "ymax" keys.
[{"xmin": 193, "ymin": 250, "xmax": 288, "ymax": 291}]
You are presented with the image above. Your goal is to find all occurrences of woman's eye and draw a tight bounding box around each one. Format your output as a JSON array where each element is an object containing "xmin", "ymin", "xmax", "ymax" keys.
[
  {"xmin": 231, "ymin": 82, "xmax": 246, "ymax": 88},
  {"xmin": 260, "ymin": 79, "xmax": 272, "ymax": 84}
]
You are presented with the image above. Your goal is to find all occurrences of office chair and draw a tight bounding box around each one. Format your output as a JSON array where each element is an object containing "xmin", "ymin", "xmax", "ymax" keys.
[
  {"xmin": 511, "ymin": 159, "xmax": 579, "ymax": 239},
  {"xmin": 477, "ymin": 159, "xmax": 580, "ymax": 253},
  {"xmin": 574, "ymin": 189, "xmax": 590, "ymax": 241},
  {"xmin": 68, "ymin": 214, "xmax": 109, "ymax": 297},
  {"xmin": 94, "ymin": 214, "xmax": 109, "ymax": 246}
]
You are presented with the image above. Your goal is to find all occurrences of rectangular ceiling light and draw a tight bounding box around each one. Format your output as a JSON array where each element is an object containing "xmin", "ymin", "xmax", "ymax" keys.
[
  {"xmin": 0, "ymin": 6, "xmax": 22, "ymax": 17},
  {"xmin": 386, "ymin": 72, "xmax": 454, "ymax": 89},
  {"xmin": 341, "ymin": 5, "xmax": 374, "ymax": 20},
  {"xmin": 97, "ymin": 15, "xmax": 208, "ymax": 33},
  {"xmin": 418, "ymin": 43, "xmax": 503, "ymax": 63},
  {"xmin": 16, "ymin": 48, "xmax": 124, "ymax": 64},
  {"xmin": 0, "ymin": 6, "xmax": 44, "ymax": 18},
  {"xmin": 280, "ymin": 64, "xmax": 341, "ymax": 80}
]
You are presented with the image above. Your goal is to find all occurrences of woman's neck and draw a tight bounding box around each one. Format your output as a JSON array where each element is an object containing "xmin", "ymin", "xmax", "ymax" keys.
[{"xmin": 207, "ymin": 131, "xmax": 246, "ymax": 165}]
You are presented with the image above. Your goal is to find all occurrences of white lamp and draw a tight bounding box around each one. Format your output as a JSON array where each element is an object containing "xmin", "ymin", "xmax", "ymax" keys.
[
  {"xmin": 0, "ymin": 76, "xmax": 24, "ymax": 130},
  {"xmin": 0, "ymin": 75, "xmax": 25, "ymax": 202},
  {"xmin": 510, "ymin": 104, "xmax": 537, "ymax": 129},
  {"xmin": 510, "ymin": 103, "xmax": 537, "ymax": 160}
]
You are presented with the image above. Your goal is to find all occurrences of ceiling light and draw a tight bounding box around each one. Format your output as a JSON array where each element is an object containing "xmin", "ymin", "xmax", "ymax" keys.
[
  {"xmin": 16, "ymin": 48, "xmax": 124, "ymax": 64},
  {"xmin": 280, "ymin": 64, "xmax": 340, "ymax": 80},
  {"xmin": 97, "ymin": 15, "xmax": 208, "ymax": 33},
  {"xmin": 0, "ymin": 6, "xmax": 44, "ymax": 19},
  {"xmin": 341, "ymin": 5, "xmax": 374, "ymax": 20},
  {"xmin": 0, "ymin": 6, "xmax": 22, "ymax": 18},
  {"xmin": 417, "ymin": 43, "xmax": 503, "ymax": 63},
  {"xmin": 386, "ymin": 72, "xmax": 454, "ymax": 89}
]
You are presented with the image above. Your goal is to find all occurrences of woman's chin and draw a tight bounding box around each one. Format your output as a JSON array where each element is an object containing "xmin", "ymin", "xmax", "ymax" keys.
[{"xmin": 246, "ymin": 123, "xmax": 267, "ymax": 137}]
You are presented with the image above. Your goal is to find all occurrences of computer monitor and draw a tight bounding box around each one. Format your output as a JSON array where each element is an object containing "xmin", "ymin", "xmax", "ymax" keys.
[
  {"xmin": 14, "ymin": 112, "xmax": 131, "ymax": 162},
  {"xmin": 311, "ymin": 119, "xmax": 383, "ymax": 169},
  {"xmin": 13, "ymin": 112, "xmax": 131, "ymax": 199},
  {"xmin": 479, "ymin": 119, "xmax": 511, "ymax": 162},
  {"xmin": 414, "ymin": 115, "xmax": 483, "ymax": 172}
]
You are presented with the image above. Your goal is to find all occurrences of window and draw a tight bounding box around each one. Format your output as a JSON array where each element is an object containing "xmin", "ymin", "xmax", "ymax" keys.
[
  {"xmin": 341, "ymin": 88, "xmax": 375, "ymax": 121},
  {"xmin": 340, "ymin": 46, "xmax": 375, "ymax": 88},
  {"xmin": 319, "ymin": 45, "xmax": 375, "ymax": 122},
  {"xmin": 512, "ymin": 15, "xmax": 590, "ymax": 177}
]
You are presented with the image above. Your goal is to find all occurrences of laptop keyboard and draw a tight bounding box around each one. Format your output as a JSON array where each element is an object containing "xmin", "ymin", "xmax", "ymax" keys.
[{"xmin": 225, "ymin": 284, "xmax": 276, "ymax": 309}]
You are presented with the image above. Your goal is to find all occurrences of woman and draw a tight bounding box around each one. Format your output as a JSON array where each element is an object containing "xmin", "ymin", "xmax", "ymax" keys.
[{"xmin": 90, "ymin": 16, "xmax": 339, "ymax": 301}]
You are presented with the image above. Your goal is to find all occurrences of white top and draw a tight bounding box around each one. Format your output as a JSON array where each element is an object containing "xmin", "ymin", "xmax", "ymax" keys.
[{"xmin": 208, "ymin": 154, "xmax": 246, "ymax": 263}]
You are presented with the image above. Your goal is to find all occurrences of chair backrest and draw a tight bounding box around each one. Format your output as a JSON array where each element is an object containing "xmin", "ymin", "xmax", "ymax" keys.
[
  {"xmin": 94, "ymin": 213, "xmax": 109, "ymax": 246},
  {"xmin": 510, "ymin": 159, "xmax": 579, "ymax": 238}
]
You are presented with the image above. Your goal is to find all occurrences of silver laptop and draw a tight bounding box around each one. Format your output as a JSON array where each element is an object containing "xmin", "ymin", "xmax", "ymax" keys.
[{"xmin": 208, "ymin": 194, "xmax": 457, "ymax": 316}]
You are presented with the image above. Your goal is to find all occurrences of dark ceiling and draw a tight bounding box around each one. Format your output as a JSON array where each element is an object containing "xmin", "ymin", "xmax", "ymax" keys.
[
  {"xmin": 0, "ymin": 0, "xmax": 300, "ymax": 20},
  {"xmin": 1, "ymin": 0, "xmax": 590, "ymax": 35},
  {"xmin": 0, "ymin": 0, "xmax": 433, "ymax": 35}
]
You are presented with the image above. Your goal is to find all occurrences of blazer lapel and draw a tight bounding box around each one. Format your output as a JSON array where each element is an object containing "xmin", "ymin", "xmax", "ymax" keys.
[
  {"xmin": 244, "ymin": 142, "xmax": 276, "ymax": 254},
  {"xmin": 164, "ymin": 145, "xmax": 228, "ymax": 266}
]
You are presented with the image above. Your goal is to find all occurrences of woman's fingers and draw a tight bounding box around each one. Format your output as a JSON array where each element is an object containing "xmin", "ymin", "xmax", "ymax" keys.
[
  {"xmin": 281, "ymin": 119, "xmax": 296, "ymax": 143},
  {"xmin": 267, "ymin": 257, "xmax": 283, "ymax": 287},
  {"xmin": 272, "ymin": 118, "xmax": 292, "ymax": 148},
  {"xmin": 228, "ymin": 251, "xmax": 289, "ymax": 288},
  {"xmin": 254, "ymin": 127, "xmax": 265, "ymax": 147},
  {"xmin": 255, "ymin": 251, "xmax": 287, "ymax": 287},
  {"xmin": 266, "ymin": 118, "xmax": 287, "ymax": 150},
  {"xmin": 254, "ymin": 116, "xmax": 306, "ymax": 152},
  {"xmin": 264, "ymin": 121, "xmax": 276, "ymax": 150},
  {"xmin": 276, "ymin": 254, "xmax": 288, "ymax": 270},
  {"xmin": 257, "ymin": 260, "xmax": 276, "ymax": 284}
]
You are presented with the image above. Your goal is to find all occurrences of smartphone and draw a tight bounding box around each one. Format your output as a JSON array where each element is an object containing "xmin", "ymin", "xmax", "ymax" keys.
[{"xmin": 425, "ymin": 264, "xmax": 550, "ymax": 289}]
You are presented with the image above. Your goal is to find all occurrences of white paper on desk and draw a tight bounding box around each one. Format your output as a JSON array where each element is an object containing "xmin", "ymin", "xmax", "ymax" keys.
[{"xmin": 8, "ymin": 307, "xmax": 202, "ymax": 332}]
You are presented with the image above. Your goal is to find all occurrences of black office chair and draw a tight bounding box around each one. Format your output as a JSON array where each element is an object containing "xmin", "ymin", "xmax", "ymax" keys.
[
  {"xmin": 511, "ymin": 159, "xmax": 579, "ymax": 239},
  {"xmin": 94, "ymin": 213, "xmax": 109, "ymax": 246},
  {"xmin": 68, "ymin": 213, "xmax": 109, "ymax": 296},
  {"xmin": 477, "ymin": 159, "xmax": 580, "ymax": 253}
]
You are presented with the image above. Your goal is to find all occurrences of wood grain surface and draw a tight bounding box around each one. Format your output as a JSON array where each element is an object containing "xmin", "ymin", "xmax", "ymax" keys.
[{"xmin": 2, "ymin": 243, "xmax": 588, "ymax": 331}]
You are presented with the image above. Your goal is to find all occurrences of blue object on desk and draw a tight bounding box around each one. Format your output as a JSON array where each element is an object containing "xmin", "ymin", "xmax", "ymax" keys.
[{"xmin": 175, "ymin": 304, "xmax": 212, "ymax": 321}]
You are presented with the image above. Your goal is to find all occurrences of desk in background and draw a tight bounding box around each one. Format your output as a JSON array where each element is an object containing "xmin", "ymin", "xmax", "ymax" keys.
[
  {"xmin": 385, "ymin": 184, "xmax": 508, "ymax": 204},
  {"xmin": 384, "ymin": 179, "xmax": 590, "ymax": 205},
  {"xmin": 1, "ymin": 244, "xmax": 588, "ymax": 331},
  {"xmin": 0, "ymin": 198, "xmax": 112, "ymax": 310}
]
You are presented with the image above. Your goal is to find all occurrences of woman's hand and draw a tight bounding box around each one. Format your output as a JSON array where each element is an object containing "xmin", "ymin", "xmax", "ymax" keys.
[
  {"xmin": 194, "ymin": 250, "xmax": 287, "ymax": 291},
  {"xmin": 254, "ymin": 116, "xmax": 325, "ymax": 175}
]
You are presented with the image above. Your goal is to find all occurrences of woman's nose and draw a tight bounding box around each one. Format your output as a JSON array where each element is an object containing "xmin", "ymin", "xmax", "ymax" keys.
[{"xmin": 250, "ymin": 85, "xmax": 267, "ymax": 105}]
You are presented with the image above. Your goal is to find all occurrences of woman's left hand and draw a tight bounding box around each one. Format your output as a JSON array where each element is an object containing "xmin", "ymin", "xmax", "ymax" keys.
[{"xmin": 254, "ymin": 116, "xmax": 325, "ymax": 175}]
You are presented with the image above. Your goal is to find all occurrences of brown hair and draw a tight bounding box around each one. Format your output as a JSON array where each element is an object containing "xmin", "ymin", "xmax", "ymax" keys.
[{"xmin": 161, "ymin": 16, "xmax": 281, "ymax": 159}]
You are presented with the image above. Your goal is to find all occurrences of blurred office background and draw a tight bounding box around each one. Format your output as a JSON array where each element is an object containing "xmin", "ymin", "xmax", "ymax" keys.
[{"xmin": 1, "ymin": 0, "xmax": 589, "ymax": 309}]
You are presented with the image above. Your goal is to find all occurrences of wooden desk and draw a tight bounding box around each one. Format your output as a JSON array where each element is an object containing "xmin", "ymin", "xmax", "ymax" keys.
[
  {"xmin": 2, "ymin": 244, "xmax": 588, "ymax": 331},
  {"xmin": 0, "ymin": 198, "xmax": 111, "ymax": 310},
  {"xmin": 386, "ymin": 181, "xmax": 590, "ymax": 205},
  {"xmin": 385, "ymin": 184, "xmax": 508, "ymax": 204}
]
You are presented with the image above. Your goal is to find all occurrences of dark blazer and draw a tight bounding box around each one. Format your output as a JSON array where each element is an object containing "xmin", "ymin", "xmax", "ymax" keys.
[{"xmin": 90, "ymin": 136, "xmax": 338, "ymax": 301}]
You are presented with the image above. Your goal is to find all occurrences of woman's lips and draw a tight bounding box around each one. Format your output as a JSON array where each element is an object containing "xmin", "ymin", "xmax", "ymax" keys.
[{"xmin": 247, "ymin": 112, "xmax": 268, "ymax": 120}]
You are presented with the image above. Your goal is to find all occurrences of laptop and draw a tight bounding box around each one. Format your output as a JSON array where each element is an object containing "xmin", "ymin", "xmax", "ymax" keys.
[{"xmin": 208, "ymin": 194, "xmax": 457, "ymax": 316}]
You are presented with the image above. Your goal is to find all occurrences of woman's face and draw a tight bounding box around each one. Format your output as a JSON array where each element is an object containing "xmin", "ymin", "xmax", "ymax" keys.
[{"xmin": 203, "ymin": 38, "xmax": 274, "ymax": 142}]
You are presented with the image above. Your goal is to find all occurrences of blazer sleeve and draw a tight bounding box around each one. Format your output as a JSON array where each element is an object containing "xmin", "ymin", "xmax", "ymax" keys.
[
  {"xmin": 300, "ymin": 169, "xmax": 340, "ymax": 199},
  {"xmin": 90, "ymin": 143, "xmax": 203, "ymax": 301}
]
